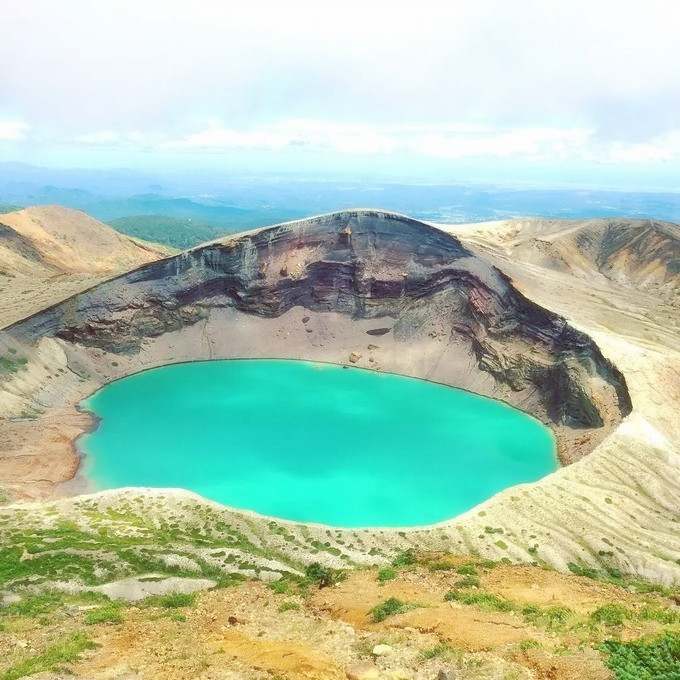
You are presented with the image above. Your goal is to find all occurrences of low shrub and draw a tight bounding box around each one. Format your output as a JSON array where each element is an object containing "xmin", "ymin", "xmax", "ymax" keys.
[
  {"xmin": 377, "ymin": 567, "xmax": 397, "ymax": 582},
  {"xmin": 428, "ymin": 561, "xmax": 454, "ymax": 572},
  {"xmin": 592, "ymin": 604, "xmax": 628, "ymax": 627},
  {"xmin": 391, "ymin": 550, "xmax": 417, "ymax": 568},
  {"xmin": 268, "ymin": 580, "xmax": 290, "ymax": 594},
  {"xmin": 601, "ymin": 633, "xmax": 680, "ymax": 679},
  {"xmin": 145, "ymin": 592, "xmax": 196, "ymax": 609},
  {"xmin": 370, "ymin": 597, "xmax": 410, "ymax": 622},
  {"xmin": 458, "ymin": 592, "xmax": 514, "ymax": 612},
  {"xmin": 305, "ymin": 563, "xmax": 346, "ymax": 589}
]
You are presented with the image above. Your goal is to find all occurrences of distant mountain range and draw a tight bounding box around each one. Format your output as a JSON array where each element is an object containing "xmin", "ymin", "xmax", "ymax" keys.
[{"xmin": 1, "ymin": 162, "xmax": 679, "ymax": 249}]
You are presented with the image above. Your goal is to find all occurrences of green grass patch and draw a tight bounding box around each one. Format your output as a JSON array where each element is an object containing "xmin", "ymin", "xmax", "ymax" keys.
[
  {"xmin": 268, "ymin": 580, "xmax": 290, "ymax": 594},
  {"xmin": 369, "ymin": 597, "xmax": 416, "ymax": 623},
  {"xmin": 391, "ymin": 549, "xmax": 417, "ymax": 568},
  {"xmin": 591, "ymin": 604, "xmax": 628, "ymax": 627},
  {"xmin": 144, "ymin": 592, "xmax": 196, "ymax": 608},
  {"xmin": 421, "ymin": 641, "xmax": 460, "ymax": 661},
  {"xmin": 84, "ymin": 604, "xmax": 124, "ymax": 625},
  {"xmin": 277, "ymin": 600, "xmax": 300, "ymax": 613},
  {"xmin": 520, "ymin": 604, "xmax": 576, "ymax": 629},
  {"xmin": 444, "ymin": 590, "xmax": 514, "ymax": 612},
  {"xmin": 377, "ymin": 568, "xmax": 397, "ymax": 582},
  {"xmin": 1, "ymin": 631, "xmax": 96, "ymax": 680},
  {"xmin": 638, "ymin": 606, "xmax": 680, "ymax": 625},
  {"xmin": 455, "ymin": 575, "xmax": 480, "ymax": 589},
  {"xmin": 519, "ymin": 639, "xmax": 542, "ymax": 651},
  {"xmin": 457, "ymin": 592, "xmax": 515, "ymax": 612},
  {"xmin": 428, "ymin": 561, "xmax": 454, "ymax": 572},
  {"xmin": 0, "ymin": 591, "xmax": 64, "ymax": 618}
]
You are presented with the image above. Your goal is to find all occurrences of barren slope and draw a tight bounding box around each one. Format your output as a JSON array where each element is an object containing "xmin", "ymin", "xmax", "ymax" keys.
[
  {"xmin": 452, "ymin": 217, "xmax": 680, "ymax": 298},
  {"xmin": 0, "ymin": 206, "xmax": 172, "ymax": 328}
]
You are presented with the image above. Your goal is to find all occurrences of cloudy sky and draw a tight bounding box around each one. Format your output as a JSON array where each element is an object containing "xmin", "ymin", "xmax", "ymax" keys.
[{"xmin": 1, "ymin": 0, "xmax": 679, "ymax": 186}]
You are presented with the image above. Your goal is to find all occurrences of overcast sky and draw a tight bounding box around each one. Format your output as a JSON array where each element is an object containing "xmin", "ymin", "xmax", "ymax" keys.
[{"xmin": 1, "ymin": 1, "xmax": 679, "ymax": 185}]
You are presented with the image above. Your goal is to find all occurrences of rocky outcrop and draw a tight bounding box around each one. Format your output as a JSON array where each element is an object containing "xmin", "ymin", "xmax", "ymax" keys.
[{"xmin": 3, "ymin": 210, "xmax": 631, "ymax": 465}]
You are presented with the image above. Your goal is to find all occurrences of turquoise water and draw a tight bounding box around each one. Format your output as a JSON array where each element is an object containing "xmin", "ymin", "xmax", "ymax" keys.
[{"xmin": 79, "ymin": 360, "xmax": 556, "ymax": 527}]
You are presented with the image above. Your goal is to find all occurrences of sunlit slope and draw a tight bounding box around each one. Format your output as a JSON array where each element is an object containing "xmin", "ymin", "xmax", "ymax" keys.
[{"xmin": 0, "ymin": 205, "xmax": 172, "ymax": 328}]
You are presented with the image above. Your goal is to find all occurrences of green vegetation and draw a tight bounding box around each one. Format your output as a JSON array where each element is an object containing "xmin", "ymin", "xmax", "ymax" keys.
[
  {"xmin": 1, "ymin": 631, "xmax": 96, "ymax": 680},
  {"xmin": 0, "ymin": 511, "xmax": 286, "ymax": 590},
  {"xmin": 602, "ymin": 634, "xmax": 680, "ymax": 679},
  {"xmin": 567, "ymin": 561, "xmax": 676, "ymax": 597},
  {"xmin": 0, "ymin": 204, "xmax": 24, "ymax": 214},
  {"xmin": 446, "ymin": 590, "xmax": 579, "ymax": 628},
  {"xmin": 428, "ymin": 560, "xmax": 454, "ymax": 572},
  {"xmin": 456, "ymin": 564, "xmax": 478, "ymax": 576},
  {"xmin": 391, "ymin": 549, "xmax": 417, "ymax": 568},
  {"xmin": 0, "ymin": 355, "xmax": 27, "ymax": 374},
  {"xmin": 478, "ymin": 560, "xmax": 497, "ymax": 569},
  {"xmin": 304, "ymin": 563, "xmax": 346, "ymax": 589},
  {"xmin": 268, "ymin": 580, "xmax": 290, "ymax": 594},
  {"xmin": 144, "ymin": 592, "xmax": 197, "ymax": 608},
  {"xmin": 377, "ymin": 567, "xmax": 397, "ymax": 582},
  {"xmin": 519, "ymin": 639, "xmax": 541, "ymax": 651},
  {"xmin": 370, "ymin": 597, "xmax": 413, "ymax": 623},
  {"xmin": 455, "ymin": 574, "xmax": 480, "ymax": 589},
  {"xmin": 84, "ymin": 604, "xmax": 124, "ymax": 625},
  {"xmin": 108, "ymin": 215, "xmax": 224, "ymax": 249},
  {"xmin": 544, "ymin": 606, "xmax": 574, "ymax": 626},
  {"xmin": 421, "ymin": 641, "xmax": 460, "ymax": 661},
  {"xmin": 591, "ymin": 604, "xmax": 628, "ymax": 627},
  {"xmin": 567, "ymin": 561, "xmax": 600, "ymax": 579},
  {"xmin": 445, "ymin": 591, "xmax": 515, "ymax": 612},
  {"xmin": 277, "ymin": 600, "xmax": 300, "ymax": 612},
  {"xmin": 639, "ymin": 606, "xmax": 680, "ymax": 624},
  {"xmin": 0, "ymin": 591, "xmax": 64, "ymax": 618}
]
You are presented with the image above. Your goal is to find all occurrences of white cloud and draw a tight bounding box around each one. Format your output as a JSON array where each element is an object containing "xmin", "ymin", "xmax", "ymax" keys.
[
  {"xmin": 163, "ymin": 121, "xmax": 399, "ymax": 155},
  {"xmin": 1, "ymin": 1, "xmax": 679, "ymax": 147},
  {"xmin": 0, "ymin": 121, "xmax": 29, "ymax": 142},
  {"xmin": 409, "ymin": 127, "xmax": 593, "ymax": 161},
  {"xmin": 157, "ymin": 121, "xmax": 680, "ymax": 164},
  {"xmin": 602, "ymin": 132, "xmax": 680, "ymax": 164},
  {"xmin": 8, "ymin": 117, "xmax": 680, "ymax": 167},
  {"xmin": 73, "ymin": 131, "xmax": 121, "ymax": 145}
]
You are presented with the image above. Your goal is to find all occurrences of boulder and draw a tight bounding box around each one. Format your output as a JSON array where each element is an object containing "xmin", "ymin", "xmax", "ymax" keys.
[{"xmin": 372, "ymin": 643, "xmax": 393, "ymax": 656}]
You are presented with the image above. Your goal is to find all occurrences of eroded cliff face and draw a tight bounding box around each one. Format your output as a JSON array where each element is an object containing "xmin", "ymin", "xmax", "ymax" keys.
[{"xmin": 4, "ymin": 210, "xmax": 631, "ymax": 466}]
